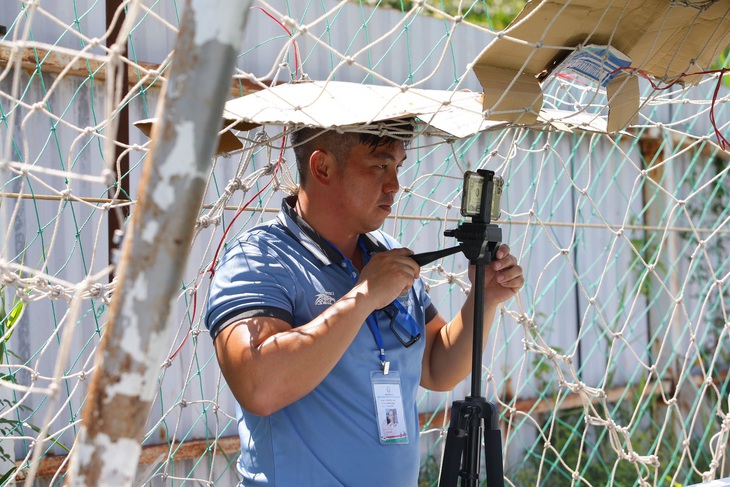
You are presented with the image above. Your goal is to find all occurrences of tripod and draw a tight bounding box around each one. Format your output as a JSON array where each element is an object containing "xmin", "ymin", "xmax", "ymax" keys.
[{"xmin": 411, "ymin": 220, "xmax": 505, "ymax": 487}]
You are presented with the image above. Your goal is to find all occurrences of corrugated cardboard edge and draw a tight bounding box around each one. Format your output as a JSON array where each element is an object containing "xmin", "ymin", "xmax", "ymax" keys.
[
  {"xmin": 472, "ymin": 64, "xmax": 543, "ymax": 124},
  {"xmin": 472, "ymin": 0, "xmax": 730, "ymax": 133},
  {"xmin": 134, "ymin": 118, "xmax": 245, "ymax": 155},
  {"xmin": 606, "ymin": 74, "xmax": 639, "ymax": 133},
  {"xmin": 134, "ymin": 80, "xmax": 614, "ymax": 156}
]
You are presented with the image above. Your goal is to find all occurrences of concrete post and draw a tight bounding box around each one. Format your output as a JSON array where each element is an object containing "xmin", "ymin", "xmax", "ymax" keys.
[{"xmin": 67, "ymin": 1, "xmax": 252, "ymax": 485}]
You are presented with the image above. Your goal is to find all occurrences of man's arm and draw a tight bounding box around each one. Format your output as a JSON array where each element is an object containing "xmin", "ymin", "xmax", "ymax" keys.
[
  {"xmin": 420, "ymin": 244, "xmax": 524, "ymax": 391},
  {"xmin": 213, "ymin": 248, "xmax": 420, "ymax": 416}
]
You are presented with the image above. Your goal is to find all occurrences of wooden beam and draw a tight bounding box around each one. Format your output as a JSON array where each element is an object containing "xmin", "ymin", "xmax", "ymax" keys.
[
  {"xmin": 419, "ymin": 380, "xmax": 674, "ymax": 429},
  {"xmin": 420, "ymin": 370, "xmax": 728, "ymax": 430},
  {"xmin": 13, "ymin": 370, "xmax": 726, "ymax": 480},
  {"xmin": 15, "ymin": 436, "xmax": 240, "ymax": 481},
  {"xmin": 0, "ymin": 44, "xmax": 264, "ymax": 96},
  {"xmin": 1, "ymin": 44, "xmax": 163, "ymax": 88}
]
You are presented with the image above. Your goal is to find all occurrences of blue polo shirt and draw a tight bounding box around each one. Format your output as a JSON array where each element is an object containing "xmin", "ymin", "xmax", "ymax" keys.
[{"xmin": 205, "ymin": 197, "xmax": 437, "ymax": 487}]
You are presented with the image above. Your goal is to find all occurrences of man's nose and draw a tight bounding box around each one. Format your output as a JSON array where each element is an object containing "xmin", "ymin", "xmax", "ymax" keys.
[{"xmin": 384, "ymin": 168, "xmax": 400, "ymax": 194}]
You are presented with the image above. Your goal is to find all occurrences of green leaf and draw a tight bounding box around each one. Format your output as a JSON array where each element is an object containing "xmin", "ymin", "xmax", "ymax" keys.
[
  {"xmin": 0, "ymin": 468, "xmax": 15, "ymax": 486},
  {"xmin": 6, "ymin": 301, "xmax": 23, "ymax": 329}
]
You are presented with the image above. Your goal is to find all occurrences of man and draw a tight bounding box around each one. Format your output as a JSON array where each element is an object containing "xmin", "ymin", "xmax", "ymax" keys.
[{"xmin": 205, "ymin": 122, "xmax": 524, "ymax": 486}]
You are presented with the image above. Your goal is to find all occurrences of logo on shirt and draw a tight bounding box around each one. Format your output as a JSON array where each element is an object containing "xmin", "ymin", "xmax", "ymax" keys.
[
  {"xmin": 314, "ymin": 291, "xmax": 336, "ymax": 306},
  {"xmin": 397, "ymin": 288, "xmax": 413, "ymax": 308}
]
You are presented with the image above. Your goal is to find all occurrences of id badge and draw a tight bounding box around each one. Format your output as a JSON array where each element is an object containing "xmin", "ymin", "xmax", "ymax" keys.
[{"xmin": 371, "ymin": 371, "xmax": 409, "ymax": 444}]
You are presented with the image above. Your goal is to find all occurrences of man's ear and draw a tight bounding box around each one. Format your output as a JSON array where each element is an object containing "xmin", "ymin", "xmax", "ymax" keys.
[{"xmin": 309, "ymin": 149, "xmax": 336, "ymax": 186}]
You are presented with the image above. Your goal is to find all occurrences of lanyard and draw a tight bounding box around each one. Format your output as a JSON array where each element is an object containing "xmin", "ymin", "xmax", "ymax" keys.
[
  {"xmin": 390, "ymin": 298, "xmax": 422, "ymax": 339},
  {"xmin": 327, "ymin": 237, "xmax": 390, "ymax": 373}
]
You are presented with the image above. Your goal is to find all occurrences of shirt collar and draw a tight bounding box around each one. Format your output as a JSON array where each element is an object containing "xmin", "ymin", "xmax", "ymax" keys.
[{"xmin": 277, "ymin": 195, "xmax": 388, "ymax": 266}]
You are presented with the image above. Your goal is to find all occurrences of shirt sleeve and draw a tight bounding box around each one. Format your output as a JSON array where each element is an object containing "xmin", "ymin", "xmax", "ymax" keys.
[{"xmin": 205, "ymin": 237, "xmax": 296, "ymax": 339}]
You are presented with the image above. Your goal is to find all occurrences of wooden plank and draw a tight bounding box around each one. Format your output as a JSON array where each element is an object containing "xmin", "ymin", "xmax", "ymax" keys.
[
  {"xmin": 418, "ymin": 380, "xmax": 674, "ymax": 429},
  {"xmin": 13, "ymin": 371, "xmax": 726, "ymax": 480},
  {"xmin": 0, "ymin": 44, "xmax": 263, "ymax": 96},
  {"xmin": 15, "ymin": 436, "xmax": 241, "ymax": 481}
]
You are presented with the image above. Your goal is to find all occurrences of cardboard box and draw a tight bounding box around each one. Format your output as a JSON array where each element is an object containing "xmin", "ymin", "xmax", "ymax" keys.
[
  {"xmin": 473, "ymin": 0, "xmax": 730, "ymax": 131},
  {"xmin": 136, "ymin": 80, "xmax": 610, "ymax": 156}
]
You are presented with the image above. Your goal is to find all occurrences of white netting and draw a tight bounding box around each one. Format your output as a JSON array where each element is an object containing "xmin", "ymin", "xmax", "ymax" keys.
[{"xmin": 1, "ymin": 0, "xmax": 728, "ymax": 486}]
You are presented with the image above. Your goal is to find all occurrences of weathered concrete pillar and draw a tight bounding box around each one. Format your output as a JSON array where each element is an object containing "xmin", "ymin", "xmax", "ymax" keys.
[{"xmin": 67, "ymin": 1, "xmax": 252, "ymax": 485}]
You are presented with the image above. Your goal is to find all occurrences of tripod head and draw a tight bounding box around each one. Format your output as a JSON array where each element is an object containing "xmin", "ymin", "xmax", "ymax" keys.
[
  {"xmin": 444, "ymin": 221, "xmax": 502, "ymax": 265},
  {"xmin": 411, "ymin": 169, "xmax": 503, "ymax": 267}
]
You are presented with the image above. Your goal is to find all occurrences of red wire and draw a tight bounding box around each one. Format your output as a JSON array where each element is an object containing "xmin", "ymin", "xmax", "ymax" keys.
[
  {"xmin": 168, "ymin": 132, "xmax": 288, "ymax": 362},
  {"xmin": 608, "ymin": 66, "xmax": 729, "ymax": 149},
  {"xmin": 208, "ymin": 133, "xmax": 288, "ymax": 279},
  {"xmin": 709, "ymin": 68, "xmax": 729, "ymax": 150},
  {"xmin": 250, "ymin": 6, "xmax": 301, "ymax": 79}
]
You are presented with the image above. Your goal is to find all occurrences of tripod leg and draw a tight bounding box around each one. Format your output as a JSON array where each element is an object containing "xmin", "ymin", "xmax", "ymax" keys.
[
  {"xmin": 463, "ymin": 411, "xmax": 483, "ymax": 487},
  {"xmin": 482, "ymin": 402, "xmax": 504, "ymax": 487},
  {"xmin": 439, "ymin": 401, "xmax": 469, "ymax": 487}
]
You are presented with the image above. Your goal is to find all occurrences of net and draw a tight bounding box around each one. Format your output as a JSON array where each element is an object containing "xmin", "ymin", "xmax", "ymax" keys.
[{"xmin": 0, "ymin": 0, "xmax": 728, "ymax": 486}]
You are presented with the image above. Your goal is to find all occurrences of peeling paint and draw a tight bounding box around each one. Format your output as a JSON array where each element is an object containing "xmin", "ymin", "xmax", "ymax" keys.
[
  {"xmin": 103, "ymin": 370, "xmax": 154, "ymax": 401},
  {"xmin": 100, "ymin": 436, "xmax": 142, "ymax": 479},
  {"xmin": 73, "ymin": 432, "xmax": 141, "ymax": 487},
  {"xmin": 103, "ymin": 370, "xmax": 143, "ymax": 398},
  {"xmin": 191, "ymin": 0, "xmax": 248, "ymax": 48},
  {"xmin": 152, "ymin": 120, "xmax": 197, "ymax": 210},
  {"xmin": 119, "ymin": 274, "xmax": 165, "ymax": 353},
  {"xmin": 118, "ymin": 274, "xmax": 147, "ymax": 345},
  {"xmin": 74, "ymin": 432, "xmax": 94, "ymax": 466},
  {"xmin": 98, "ymin": 434, "xmax": 141, "ymax": 486},
  {"xmin": 140, "ymin": 219, "xmax": 159, "ymax": 243}
]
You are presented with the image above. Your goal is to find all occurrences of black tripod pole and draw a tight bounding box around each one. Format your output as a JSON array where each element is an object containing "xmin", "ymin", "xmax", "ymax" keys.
[
  {"xmin": 470, "ymin": 261, "xmax": 486, "ymax": 403},
  {"xmin": 463, "ymin": 261, "xmax": 486, "ymax": 486},
  {"xmin": 410, "ymin": 215, "xmax": 505, "ymax": 487},
  {"xmin": 438, "ymin": 241, "xmax": 504, "ymax": 487}
]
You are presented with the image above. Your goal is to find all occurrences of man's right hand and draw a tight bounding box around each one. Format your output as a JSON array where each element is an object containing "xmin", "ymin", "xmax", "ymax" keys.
[{"xmin": 355, "ymin": 248, "xmax": 420, "ymax": 310}]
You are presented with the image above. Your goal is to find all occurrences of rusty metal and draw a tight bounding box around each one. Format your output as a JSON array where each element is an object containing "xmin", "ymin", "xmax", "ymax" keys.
[
  {"xmin": 67, "ymin": 0, "xmax": 253, "ymax": 485},
  {"xmin": 106, "ymin": 0, "xmax": 131, "ymax": 282}
]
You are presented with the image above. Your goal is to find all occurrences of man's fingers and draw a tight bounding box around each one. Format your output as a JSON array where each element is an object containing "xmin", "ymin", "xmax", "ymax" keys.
[
  {"xmin": 495, "ymin": 243, "xmax": 510, "ymax": 260},
  {"xmin": 496, "ymin": 264, "xmax": 524, "ymax": 287}
]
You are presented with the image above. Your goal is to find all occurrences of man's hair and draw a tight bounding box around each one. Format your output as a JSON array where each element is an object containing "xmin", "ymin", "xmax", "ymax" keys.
[{"xmin": 290, "ymin": 119, "xmax": 416, "ymax": 186}]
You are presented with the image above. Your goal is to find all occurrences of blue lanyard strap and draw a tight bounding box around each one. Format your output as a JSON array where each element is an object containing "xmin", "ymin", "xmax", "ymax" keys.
[
  {"xmin": 325, "ymin": 237, "xmax": 389, "ymax": 371},
  {"xmin": 365, "ymin": 314, "xmax": 388, "ymax": 371},
  {"xmin": 358, "ymin": 240, "xmax": 422, "ymax": 361},
  {"xmin": 390, "ymin": 299, "xmax": 422, "ymax": 338}
]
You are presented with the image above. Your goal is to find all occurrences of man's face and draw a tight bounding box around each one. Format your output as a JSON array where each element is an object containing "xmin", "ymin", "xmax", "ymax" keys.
[{"xmin": 331, "ymin": 139, "xmax": 406, "ymax": 234}]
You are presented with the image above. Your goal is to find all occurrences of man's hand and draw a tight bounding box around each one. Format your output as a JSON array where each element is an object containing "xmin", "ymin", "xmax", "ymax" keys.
[
  {"xmin": 356, "ymin": 248, "xmax": 420, "ymax": 310},
  {"xmin": 420, "ymin": 243, "xmax": 523, "ymax": 391},
  {"xmin": 468, "ymin": 244, "xmax": 524, "ymax": 305}
]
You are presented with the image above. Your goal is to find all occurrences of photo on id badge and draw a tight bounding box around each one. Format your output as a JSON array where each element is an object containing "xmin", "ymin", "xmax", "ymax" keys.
[{"xmin": 372, "ymin": 372, "xmax": 408, "ymax": 444}]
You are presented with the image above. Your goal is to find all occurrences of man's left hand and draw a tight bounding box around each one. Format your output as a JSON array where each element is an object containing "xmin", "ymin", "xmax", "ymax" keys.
[{"xmin": 468, "ymin": 244, "xmax": 524, "ymax": 305}]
